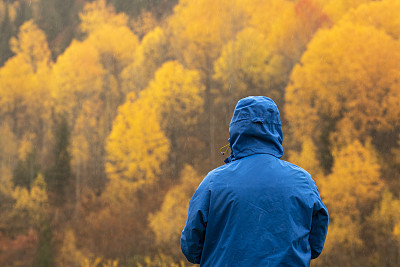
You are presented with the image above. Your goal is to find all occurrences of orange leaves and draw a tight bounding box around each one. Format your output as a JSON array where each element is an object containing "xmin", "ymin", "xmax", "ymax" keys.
[
  {"xmin": 295, "ymin": 0, "xmax": 330, "ymax": 26},
  {"xmin": 294, "ymin": 0, "xmax": 331, "ymax": 43},
  {"xmin": 0, "ymin": 230, "xmax": 38, "ymax": 267}
]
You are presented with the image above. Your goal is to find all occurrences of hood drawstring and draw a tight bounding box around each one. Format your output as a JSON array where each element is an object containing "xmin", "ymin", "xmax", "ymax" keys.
[{"xmin": 220, "ymin": 143, "xmax": 230, "ymax": 155}]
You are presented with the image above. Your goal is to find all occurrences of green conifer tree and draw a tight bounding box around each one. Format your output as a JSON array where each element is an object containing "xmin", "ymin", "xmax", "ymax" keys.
[{"xmin": 45, "ymin": 116, "xmax": 74, "ymax": 206}]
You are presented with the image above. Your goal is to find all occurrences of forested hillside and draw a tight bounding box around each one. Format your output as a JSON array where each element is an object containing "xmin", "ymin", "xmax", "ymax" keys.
[{"xmin": 0, "ymin": 0, "xmax": 400, "ymax": 266}]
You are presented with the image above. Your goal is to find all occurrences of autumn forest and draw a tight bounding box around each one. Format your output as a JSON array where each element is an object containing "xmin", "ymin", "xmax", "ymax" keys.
[{"xmin": 0, "ymin": 0, "xmax": 400, "ymax": 266}]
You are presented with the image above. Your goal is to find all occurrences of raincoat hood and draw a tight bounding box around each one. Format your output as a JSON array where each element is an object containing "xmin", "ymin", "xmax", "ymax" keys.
[{"xmin": 225, "ymin": 96, "xmax": 283, "ymax": 163}]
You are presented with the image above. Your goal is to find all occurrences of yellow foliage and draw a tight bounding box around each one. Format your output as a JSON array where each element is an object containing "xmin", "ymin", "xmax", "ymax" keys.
[
  {"xmin": 71, "ymin": 99, "xmax": 105, "ymax": 178},
  {"xmin": 0, "ymin": 166, "xmax": 14, "ymax": 206},
  {"xmin": 0, "ymin": 1, "xmax": 18, "ymax": 23},
  {"xmin": 0, "ymin": 123, "xmax": 18, "ymax": 168},
  {"xmin": 18, "ymin": 133, "xmax": 35, "ymax": 161},
  {"xmin": 9, "ymin": 20, "xmax": 51, "ymax": 71},
  {"xmin": 244, "ymin": 0, "xmax": 293, "ymax": 37},
  {"xmin": 0, "ymin": 1, "xmax": 4, "ymax": 18},
  {"xmin": 213, "ymin": 27, "xmax": 272, "ymax": 102},
  {"xmin": 53, "ymin": 4, "xmax": 139, "ymax": 195},
  {"xmin": 78, "ymin": 0, "xmax": 139, "ymax": 80},
  {"xmin": 0, "ymin": 55, "xmax": 35, "ymax": 113},
  {"xmin": 102, "ymin": 259, "xmax": 119, "ymax": 267},
  {"xmin": 106, "ymin": 93, "xmax": 170, "ymax": 187},
  {"xmin": 53, "ymin": 21, "xmax": 138, "ymax": 117},
  {"xmin": 286, "ymin": 16, "xmax": 400, "ymax": 142},
  {"xmin": 121, "ymin": 27, "xmax": 169, "ymax": 93},
  {"xmin": 102, "ymin": 61, "xmax": 203, "ymax": 258},
  {"xmin": 370, "ymin": 191, "xmax": 400, "ymax": 237},
  {"xmin": 321, "ymin": 140, "xmax": 382, "ymax": 217},
  {"xmin": 394, "ymin": 223, "xmax": 400, "ymax": 240},
  {"xmin": 82, "ymin": 258, "xmax": 102, "ymax": 267},
  {"xmin": 51, "ymin": 40, "xmax": 104, "ymax": 120},
  {"xmin": 56, "ymin": 229, "xmax": 86, "ymax": 267},
  {"xmin": 1, "ymin": 0, "xmax": 400, "ymax": 265},
  {"xmin": 71, "ymin": 133, "xmax": 90, "ymax": 173},
  {"xmin": 288, "ymin": 137, "xmax": 323, "ymax": 180},
  {"xmin": 343, "ymin": 0, "xmax": 400, "ymax": 39},
  {"xmin": 8, "ymin": 4, "xmax": 16, "ymax": 23},
  {"xmin": 267, "ymin": 0, "xmax": 331, "ymax": 68},
  {"xmin": 10, "ymin": 174, "xmax": 49, "ymax": 230},
  {"xmin": 130, "ymin": 11, "xmax": 158, "ymax": 38},
  {"xmin": 149, "ymin": 165, "xmax": 202, "ymax": 245},
  {"xmin": 168, "ymin": 0, "xmax": 249, "ymax": 75},
  {"xmin": 213, "ymin": 1, "xmax": 330, "ymax": 109},
  {"xmin": 365, "ymin": 190, "xmax": 400, "ymax": 265},
  {"xmin": 79, "ymin": 0, "xmax": 128, "ymax": 34},
  {"xmin": 0, "ymin": 20, "xmax": 52, "ymax": 138},
  {"xmin": 76, "ymin": 0, "xmax": 139, "ymax": 121},
  {"xmin": 100, "ymin": 173, "xmax": 140, "ymax": 211},
  {"xmin": 314, "ymin": 0, "xmax": 372, "ymax": 23},
  {"xmin": 317, "ymin": 140, "xmax": 383, "ymax": 264},
  {"xmin": 323, "ymin": 214, "xmax": 363, "ymax": 253},
  {"xmin": 52, "ymin": 38, "xmax": 111, "ymax": 193},
  {"xmin": 85, "ymin": 23, "xmax": 138, "ymax": 70},
  {"xmin": 81, "ymin": 257, "xmax": 118, "ymax": 267},
  {"xmin": 139, "ymin": 253, "xmax": 187, "ymax": 267},
  {"xmin": 140, "ymin": 61, "xmax": 204, "ymax": 130}
]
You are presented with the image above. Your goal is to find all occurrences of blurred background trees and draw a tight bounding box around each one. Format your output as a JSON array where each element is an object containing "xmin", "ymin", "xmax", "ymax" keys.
[{"xmin": 0, "ymin": 0, "xmax": 400, "ymax": 266}]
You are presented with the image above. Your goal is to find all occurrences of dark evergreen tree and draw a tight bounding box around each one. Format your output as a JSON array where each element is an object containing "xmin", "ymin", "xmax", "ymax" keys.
[
  {"xmin": 110, "ymin": 0, "xmax": 178, "ymax": 18},
  {"xmin": 37, "ymin": 0, "xmax": 72, "ymax": 41},
  {"xmin": 45, "ymin": 116, "xmax": 74, "ymax": 206},
  {"xmin": 12, "ymin": 149, "xmax": 40, "ymax": 190},
  {"xmin": 14, "ymin": 0, "xmax": 33, "ymax": 28},
  {"xmin": 37, "ymin": 0, "xmax": 79, "ymax": 59},
  {"xmin": 35, "ymin": 223, "xmax": 53, "ymax": 267},
  {"xmin": 0, "ymin": 4, "xmax": 14, "ymax": 66}
]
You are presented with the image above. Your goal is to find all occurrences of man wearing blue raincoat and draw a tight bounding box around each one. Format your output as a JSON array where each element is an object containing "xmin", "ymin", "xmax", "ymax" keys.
[{"xmin": 181, "ymin": 96, "xmax": 329, "ymax": 266}]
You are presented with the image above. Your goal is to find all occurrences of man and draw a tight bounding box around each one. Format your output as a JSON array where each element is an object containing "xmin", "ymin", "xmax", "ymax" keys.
[{"xmin": 181, "ymin": 96, "xmax": 329, "ymax": 266}]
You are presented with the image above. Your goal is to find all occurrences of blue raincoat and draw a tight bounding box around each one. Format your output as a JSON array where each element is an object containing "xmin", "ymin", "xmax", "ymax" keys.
[{"xmin": 181, "ymin": 96, "xmax": 329, "ymax": 266}]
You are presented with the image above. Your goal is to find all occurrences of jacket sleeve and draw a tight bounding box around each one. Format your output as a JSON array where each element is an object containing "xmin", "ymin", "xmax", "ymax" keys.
[
  {"xmin": 309, "ymin": 183, "xmax": 329, "ymax": 259},
  {"xmin": 181, "ymin": 176, "xmax": 211, "ymax": 264}
]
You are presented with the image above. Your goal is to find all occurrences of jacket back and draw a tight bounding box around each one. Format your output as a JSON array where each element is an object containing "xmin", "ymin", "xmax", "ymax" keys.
[{"xmin": 181, "ymin": 96, "xmax": 329, "ymax": 266}]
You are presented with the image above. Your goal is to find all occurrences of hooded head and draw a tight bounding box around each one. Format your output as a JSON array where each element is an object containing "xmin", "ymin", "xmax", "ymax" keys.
[{"xmin": 225, "ymin": 96, "xmax": 283, "ymax": 163}]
